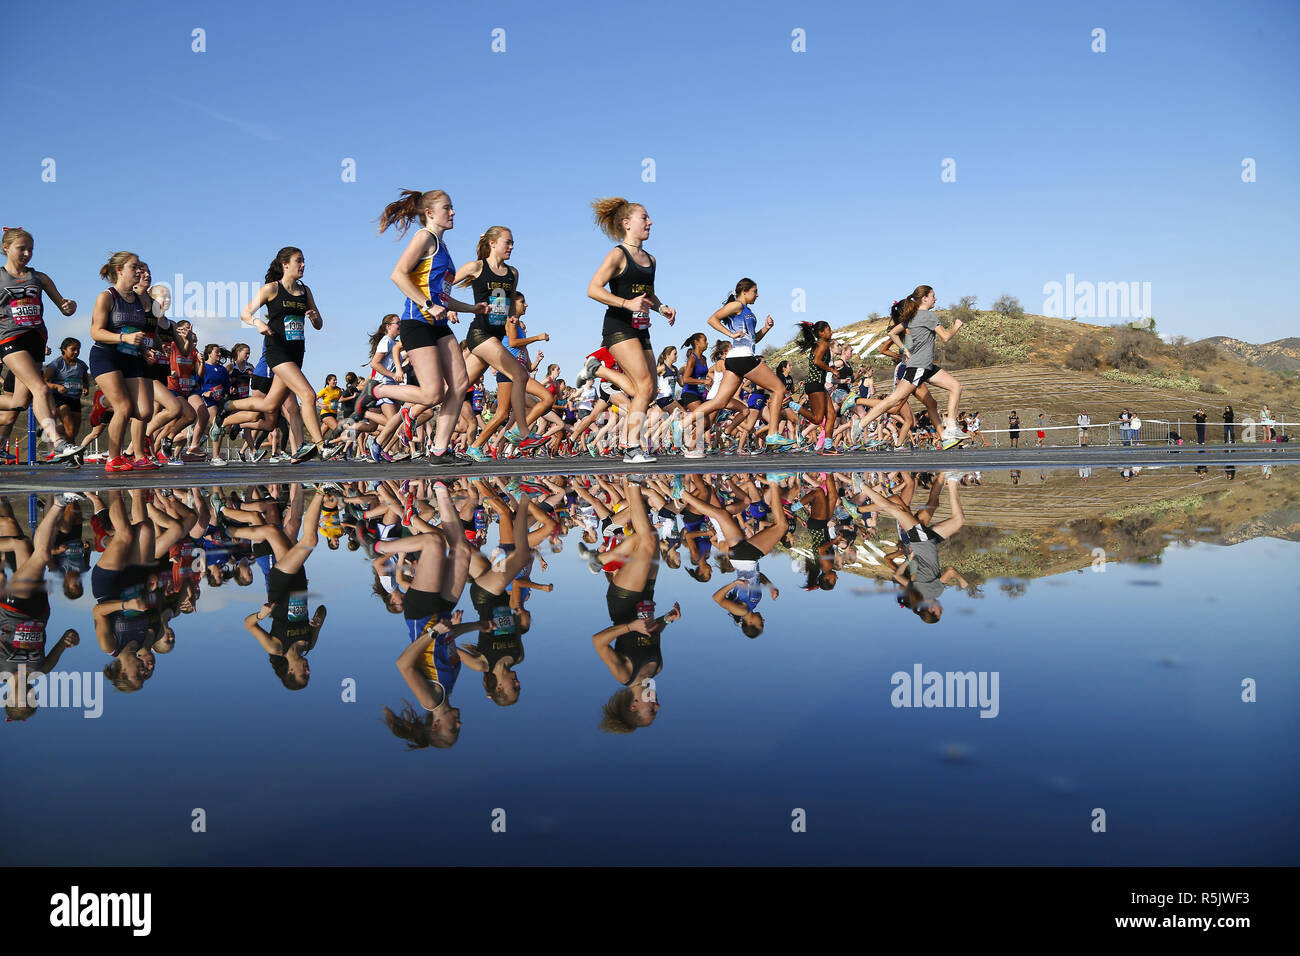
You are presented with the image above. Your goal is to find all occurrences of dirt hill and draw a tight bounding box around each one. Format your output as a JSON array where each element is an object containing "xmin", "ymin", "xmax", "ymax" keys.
[
  {"xmin": 1201, "ymin": 336, "xmax": 1300, "ymax": 374},
  {"xmin": 763, "ymin": 311, "xmax": 1300, "ymax": 434}
]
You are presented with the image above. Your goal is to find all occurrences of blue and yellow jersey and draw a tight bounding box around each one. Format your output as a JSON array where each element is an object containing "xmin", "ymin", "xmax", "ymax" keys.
[{"xmin": 401, "ymin": 231, "xmax": 456, "ymax": 325}]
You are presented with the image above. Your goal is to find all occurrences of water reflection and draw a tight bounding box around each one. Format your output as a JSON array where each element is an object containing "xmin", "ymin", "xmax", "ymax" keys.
[{"xmin": 2, "ymin": 463, "xmax": 1295, "ymax": 734}]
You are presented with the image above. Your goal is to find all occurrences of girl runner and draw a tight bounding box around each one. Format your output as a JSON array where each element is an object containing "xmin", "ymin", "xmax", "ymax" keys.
[
  {"xmin": 359, "ymin": 189, "xmax": 489, "ymax": 464},
  {"xmin": 454, "ymin": 230, "xmax": 548, "ymax": 460},
  {"xmin": 586, "ymin": 198, "xmax": 676, "ymax": 463},
  {"xmin": 854, "ymin": 286, "xmax": 968, "ymax": 449},
  {"xmin": 684, "ymin": 279, "xmax": 792, "ymax": 455},
  {"xmin": 225, "ymin": 247, "xmax": 332, "ymax": 461},
  {"xmin": 87, "ymin": 252, "xmax": 170, "ymax": 472},
  {"xmin": 134, "ymin": 266, "xmax": 187, "ymax": 465},
  {"xmin": 44, "ymin": 338, "xmax": 90, "ymax": 448},
  {"xmin": 0, "ymin": 228, "xmax": 81, "ymax": 462},
  {"xmin": 795, "ymin": 320, "xmax": 838, "ymax": 454}
]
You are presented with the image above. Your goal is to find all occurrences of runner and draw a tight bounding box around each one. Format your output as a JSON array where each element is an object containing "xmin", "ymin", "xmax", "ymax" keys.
[
  {"xmin": 360, "ymin": 189, "xmax": 490, "ymax": 464},
  {"xmin": 0, "ymin": 228, "xmax": 82, "ymax": 462},
  {"xmin": 683, "ymin": 279, "xmax": 792, "ymax": 456},
  {"xmin": 853, "ymin": 286, "xmax": 968, "ymax": 450},
  {"xmin": 795, "ymin": 320, "xmax": 838, "ymax": 454},
  {"xmin": 453, "ymin": 230, "xmax": 548, "ymax": 460},
  {"xmin": 586, "ymin": 198, "xmax": 676, "ymax": 463},
  {"xmin": 225, "ymin": 247, "xmax": 332, "ymax": 461},
  {"xmin": 43, "ymin": 338, "xmax": 90, "ymax": 448},
  {"xmin": 87, "ymin": 252, "xmax": 169, "ymax": 471}
]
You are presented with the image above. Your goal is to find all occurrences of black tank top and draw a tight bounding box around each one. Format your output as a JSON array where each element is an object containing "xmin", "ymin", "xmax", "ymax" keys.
[
  {"xmin": 603, "ymin": 245, "xmax": 655, "ymax": 335},
  {"xmin": 265, "ymin": 281, "xmax": 310, "ymax": 349},
  {"xmin": 469, "ymin": 261, "xmax": 517, "ymax": 339},
  {"xmin": 614, "ymin": 630, "xmax": 662, "ymax": 685}
]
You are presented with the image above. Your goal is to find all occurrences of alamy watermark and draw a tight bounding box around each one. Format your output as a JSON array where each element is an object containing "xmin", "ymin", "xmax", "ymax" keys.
[
  {"xmin": 149, "ymin": 275, "xmax": 263, "ymax": 321},
  {"xmin": 2, "ymin": 668, "xmax": 103, "ymax": 718},
  {"xmin": 890, "ymin": 663, "xmax": 999, "ymax": 718},
  {"xmin": 1041, "ymin": 273, "xmax": 1152, "ymax": 321}
]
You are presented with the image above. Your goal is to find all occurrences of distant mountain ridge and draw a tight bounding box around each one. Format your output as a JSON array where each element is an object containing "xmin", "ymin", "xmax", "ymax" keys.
[{"xmin": 1201, "ymin": 336, "xmax": 1300, "ymax": 373}]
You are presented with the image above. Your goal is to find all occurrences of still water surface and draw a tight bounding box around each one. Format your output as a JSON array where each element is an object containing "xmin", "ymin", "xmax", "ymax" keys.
[{"xmin": 2, "ymin": 465, "xmax": 1296, "ymax": 865}]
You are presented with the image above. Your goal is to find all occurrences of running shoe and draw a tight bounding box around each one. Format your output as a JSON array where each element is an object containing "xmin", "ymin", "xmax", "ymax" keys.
[
  {"xmin": 516, "ymin": 431, "xmax": 548, "ymax": 451},
  {"xmin": 55, "ymin": 492, "xmax": 86, "ymax": 507},
  {"xmin": 319, "ymin": 442, "xmax": 344, "ymax": 461},
  {"xmin": 1, "ymin": 449, "xmax": 16, "ymax": 465},
  {"xmin": 765, "ymin": 434, "xmax": 795, "ymax": 448},
  {"xmin": 623, "ymin": 448, "xmax": 656, "ymax": 464},
  {"xmin": 389, "ymin": 451, "xmax": 411, "ymax": 462},
  {"xmin": 356, "ymin": 378, "xmax": 380, "ymax": 413},
  {"xmin": 211, "ymin": 455, "xmax": 227, "ymax": 466},
  {"xmin": 683, "ymin": 448, "xmax": 706, "ymax": 459},
  {"xmin": 105, "ymin": 455, "xmax": 133, "ymax": 473},
  {"xmin": 426, "ymin": 448, "xmax": 454, "ymax": 465},
  {"xmin": 465, "ymin": 445, "xmax": 490, "ymax": 463},
  {"xmin": 157, "ymin": 450, "xmax": 184, "ymax": 467},
  {"xmin": 181, "ymin": 449, "xmax": 207, "ymax": 462},
  {"xmin": 131, "ymin": 455, "xmax": 160, "ymax": 471},
  {"xmin": 268, "ymin": 451, "xmax": 293, "ymax": 464},
  {"xmin": 291, "ymin": 443, "xmax": 318, "ymax": 463},
  {"xmin": 47, "ymin": 440, "xmax": 83, "ymax": 464},
  {"xmin": 160, "ymin": 438, "xmax": 176, "ymax": 458}
]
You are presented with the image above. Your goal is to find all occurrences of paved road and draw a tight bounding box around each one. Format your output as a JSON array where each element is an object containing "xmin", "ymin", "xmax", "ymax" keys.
[{"xmin": 2, "ymin": 444, "xmax": 1295, "ymax": 492}]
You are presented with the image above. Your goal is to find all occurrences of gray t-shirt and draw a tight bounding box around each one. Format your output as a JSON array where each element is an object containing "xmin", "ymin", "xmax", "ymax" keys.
[{"xmin": 904, "ymin": 309, "xmax": 939, "ymax": 369}]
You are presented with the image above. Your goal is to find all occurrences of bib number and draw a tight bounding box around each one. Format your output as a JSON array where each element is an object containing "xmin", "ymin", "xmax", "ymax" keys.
[
  {"xmin": 177, "ymin": 377, "xmax": 194, "ymax": 390},
  {"xmin": 11, "ymin": 297, "xmax": 42, "ymax": 326},
  {"xmin": 12, "ymin": 621, "xmax": 45, "ymax": 647},
  {"xmin": 284, "ymin": 317, "xmax": 305, "ymax": 342},
  {"xmin": 492, "ymin": 607, "xmax": 514, "ymax": 634},
  {"xmin": 119, "ymin": 327, "xmax": 142, "ymax": 356},
  {"xmin": 631, "ymin": 310, "xmax": 650, "ymax": 331},
  {"xmin": 489, "ymin": 290, "xmax": 509, "ymax": 327},
  {"xmin": 635, "ymin": 599, "xmax": 655, "ymax": 620},
  {"xmin": 288, "ymin": 595, "xmax": 307, "ymax": 623}
]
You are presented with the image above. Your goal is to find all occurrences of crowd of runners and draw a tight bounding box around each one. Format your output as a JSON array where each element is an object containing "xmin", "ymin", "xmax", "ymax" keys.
[
  {"xmin": 1, "ymin": 468, "xmax": 973, "ymax": 735},
  {"xmin": 2, "ymin": 195, "xmax": 987, "ymax": 471}
]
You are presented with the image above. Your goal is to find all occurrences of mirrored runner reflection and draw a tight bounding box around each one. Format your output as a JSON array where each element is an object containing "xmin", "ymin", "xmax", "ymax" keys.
[
  {"xmin": 2, "ymin": 464, "xmax": 1296, "ymax": 865},
  {"xmin": 3, "ymin": 463, "xmax": 1294, "ymax": 736}
]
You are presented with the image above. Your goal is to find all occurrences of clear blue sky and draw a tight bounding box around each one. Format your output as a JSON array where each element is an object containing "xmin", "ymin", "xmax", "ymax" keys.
[{"xmin": 6, "ymin": 0, "xmax": 1297, "ymax": 385}]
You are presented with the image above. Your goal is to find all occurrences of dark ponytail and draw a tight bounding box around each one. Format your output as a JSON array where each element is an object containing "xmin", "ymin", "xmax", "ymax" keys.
[
  {"xmin": 725, "ymin": 277, "xmax": 757, "ymax": 305},
  {"xmin": 796, "ymin": 320, "xmax": 829, "ymax": 352},
  {"xmin": 265, "ymin": 247, "xmax": 302, "ymax": 284}
]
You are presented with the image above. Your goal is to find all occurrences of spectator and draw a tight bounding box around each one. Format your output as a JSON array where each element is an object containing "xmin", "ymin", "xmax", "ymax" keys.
[
  {"xmin": 1008, "ymin": 410, "xmax": 1020, "ymax": 448},
  {"xmin": 1222, "ymin": 405, "xmax": 1234, "ymax": 444},
  {"xmin": 1077, "ymin": 410, "xmax": 1090, "ymax": 446},
  {"xmin": 1193, "ymin": 408, "xmax": 1207, "ymax": 445},
  {"xmin": 1118, "ymin": 408, "xmax": 1132, "ymax": 446},
  {"xmin": 1260, "ymin": 404, "xmax": 1274, "ymax": 442},
  {"xmin": 1129, "ymin": 413, "xmax": 1143, "ymax": 444}
]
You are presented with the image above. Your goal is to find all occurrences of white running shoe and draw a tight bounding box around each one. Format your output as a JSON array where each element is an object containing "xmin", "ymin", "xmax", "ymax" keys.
[{"xmin": 623, "ymin": 449, "xmax": 656, "ymax": 464}]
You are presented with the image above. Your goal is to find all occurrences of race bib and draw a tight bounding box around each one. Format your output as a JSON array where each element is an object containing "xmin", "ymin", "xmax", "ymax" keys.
[
  {"xmin": 635, "ymin": 599, "xmax": 655, "ymax": 620},
  {"xmin": 492, "ymin": 606, "xmax": 514, "ymax": 634},
  {"xmin": 119, "ymin": 327, "xmax": 142, "ymax": 356},
  {"xmin": 237, "ymin": 381, "xmax": 250, "ymax": 398},
  {"xmin": 64, "ymin": 378, "xmax": 82, "ymax": 397},
  {"xmin": 288, "ymin": 595, "xmax": 307, "ymax": 623},
  {"xmin": 10, "ymin": 290, "xmax": 42, "ymax": 326},
  {"xmin": 178, "ymin": 377, "xmax": 194, "ymax": 390},
  {"xmin": 284, "ymin": 317, "xmax": 305, "ymax": 342},
  {"xmin": 631, "ymin": 310, "xmax": 650, "ymax": 331},
  {"xmin": 489, "ymin": 289, "xmax": 509, "ymax": 327},
  {"xmin": 12, "ymin": 621, "xmax": 45, "ymax": 646}
]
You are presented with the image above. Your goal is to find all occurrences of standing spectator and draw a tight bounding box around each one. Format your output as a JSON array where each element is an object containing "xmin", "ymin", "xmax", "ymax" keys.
[
  {"xmin": 1008, "ymin": 410, "xmax": 1021, "ymax": 448},
  {"xmin": 1118, "ymin": 407, "xmax": 1133, "ymax": 446},
  {"xmin": 1130, "ymin": 413, "xmax": 1143, "ymax": 444},
  {"xmin": 1222, "ymin": 405, "xmax": 1234, "ymax": 444},
  {"xmin": 1077, "ymin": 410, "xmax": 1090, "ymax": 446},
  {"xmin": 1260, "ymin": 404, "xmax": 1274, "ymax": 442},
  {"xmin": 1035, "ymin": 412, "xmax": 1046, "ymax": 448},
  {"xmin": 1193, "ymin": 408, "xmax": 1207, "ymax": 445}
]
